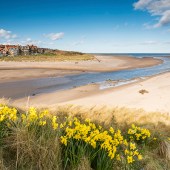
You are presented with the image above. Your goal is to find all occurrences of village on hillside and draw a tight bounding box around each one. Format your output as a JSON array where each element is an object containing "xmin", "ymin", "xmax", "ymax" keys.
[{"xmin": 0, "ymin": 44, "xmax": 54, "ymax": 57}]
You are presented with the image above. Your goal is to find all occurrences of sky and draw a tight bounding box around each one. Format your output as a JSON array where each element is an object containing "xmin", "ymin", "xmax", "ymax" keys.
[{"xmin": 0, "ymin": 0, "xmax": 170, "ymax": 53}]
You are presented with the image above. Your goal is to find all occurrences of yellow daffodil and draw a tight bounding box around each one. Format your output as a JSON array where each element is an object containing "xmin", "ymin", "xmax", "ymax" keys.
[
  {"xmin": 130, "ymin": 142, "xmax": 136, "ymax": 150},
  {"xmin": 60, "ymin": 136, "xmax": 67, "ymax": 146},
  {"xmin": 138, "ymin": 154, "xmax": 143, "ymax": 160},
  {"xmin": 127, "ymin": 156, "xmax": 134, "ymax": 164}
]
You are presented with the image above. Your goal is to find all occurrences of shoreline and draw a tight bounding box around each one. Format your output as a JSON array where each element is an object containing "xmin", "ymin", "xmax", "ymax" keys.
[
  {"xmin": 56, "ymin": 71, "xmax": 170, "ymax": 113},
  {"xmin": 0, "ymin": 55, "xmax": 169, "ymax": 114},
  {"xmin": 9, "ymin": 71, "xmax": 170, "ymax": 113},
  {"xmin": 0, "ymin": 55, "xmax": 162, "ymax": 82}
]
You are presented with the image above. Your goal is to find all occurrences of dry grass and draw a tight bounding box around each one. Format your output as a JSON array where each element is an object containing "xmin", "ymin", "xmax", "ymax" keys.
[
  {"xmin": 0, "ymin": 103, "xmax": 170, "ymax": 169},
  {"xmin": 51, "ymin": 105, "xmax": 170, "ymax": 126},
  {"xmin": 0, "ymin": 98, "xmax": 10, "ymax": 105},
  {"xmin": 52, "ymin": 105, "xmax": 170, "ymax": 169},
  {"xmin": 75, "ymin": 157, "xmax": 92, "ymax": 170},
  {"xmin": 0, "ymin": 53, "xmax": 94, "ymax": 62},
  {"xmin": 4, "ymin": 128, "xmax": 62, "ymax": 169}
]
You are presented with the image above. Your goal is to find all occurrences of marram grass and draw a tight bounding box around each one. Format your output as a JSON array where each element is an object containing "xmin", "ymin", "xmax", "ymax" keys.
[{"xmin": 0, "ymin": 104, "xmax": 169, "ymax": 170}]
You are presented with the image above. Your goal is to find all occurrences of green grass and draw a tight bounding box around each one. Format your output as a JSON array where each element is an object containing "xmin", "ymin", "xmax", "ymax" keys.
[
  {"xmin": 0, "ymin": 52, "xmax": 94, "ymax": 62},
  {"xmin": 0, "ymin": 104, "xmax": 169, "ymax": 170}
]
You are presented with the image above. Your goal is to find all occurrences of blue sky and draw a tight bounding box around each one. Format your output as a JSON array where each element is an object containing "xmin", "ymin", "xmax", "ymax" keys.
[{"xmin": 0, "ymin": 0, "xmax": 170, "ymax": 53}]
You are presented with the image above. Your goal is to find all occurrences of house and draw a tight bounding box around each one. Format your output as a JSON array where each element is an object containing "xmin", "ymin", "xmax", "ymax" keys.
[
  {"xmin": 0, "ymin": 45, "xmax": 5, "ymax": 49},
  {"xmin": 4, "ymin": 45, "xmax": 20, "ymax": 56},
  {"xmin": 29, "ymin": 45, "xmax": 38, "ymax": 55},
  {"xmin": 0, "ymin": 44, "xmax": 55, "ymax": 56},
  {"xmin": 20, "ymin": 45, "xmax": 30, "ymax": 55},
  {"xmin": 37, "ymin": 48, "xmax": 45, "ymax": 54},
  {"xmin": 0, "ymin": 48, "xmax": 4, "ymax": 57}
]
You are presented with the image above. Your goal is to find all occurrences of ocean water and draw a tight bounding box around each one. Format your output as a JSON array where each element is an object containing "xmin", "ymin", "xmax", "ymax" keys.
[
  {"xmin": 93, "ymin": 53, "xmax": 170, "ymax": 58},
  {"xmin": 0, "ymin": 54, "xmax": 170, "ymax": 99}
]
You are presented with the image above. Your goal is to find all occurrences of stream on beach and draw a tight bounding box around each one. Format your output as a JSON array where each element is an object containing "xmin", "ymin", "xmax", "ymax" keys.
[{"xmin": 0, "ymin": 54, "xmax": 170, "ymax": 100}]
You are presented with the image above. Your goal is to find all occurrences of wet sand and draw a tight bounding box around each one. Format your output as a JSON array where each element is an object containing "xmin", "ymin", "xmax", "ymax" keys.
[
  {"xmin": 11, "ymin": 72, "xmax": 170, "ymax": 113},
  {"xmin": 0, "ymin": 55, "xmax": 162, "ymax": 82},
  {"xmin": 1, "ymin": 55, "xmax": 168, "ymax": 113}
]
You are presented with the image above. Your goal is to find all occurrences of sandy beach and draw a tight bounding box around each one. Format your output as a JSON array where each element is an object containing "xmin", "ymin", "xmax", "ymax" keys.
[
  {"xmin": 1, "ymin": 55, "xmax": 170, "ymax": 113},
  {"xmin": 0, "ymin": 55, "xmax": 162, "ymax": 82},
  {"xmin": 10, "ymin": 71, "xmax": 170, "ymax": 113},
  {"xmin": 11, "ymin": 71, "xmax": 170, "ymax": 113},
  {"xmin": 56, "ymin": 72, "xmax": 170, "ymax": 113}
]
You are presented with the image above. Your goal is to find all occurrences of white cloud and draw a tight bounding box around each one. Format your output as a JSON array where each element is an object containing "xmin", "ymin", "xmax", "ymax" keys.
[
  {"xmin": 24, "ymin": 38, "xmax": 42, "ymax": 45},
  {"xmin": 0, "ymin": 29, "xmax": 55, "ymax": 47},
  {"xmin": 22, "ymin": 38, "xmax": 55, "ymax": 47},
  {"xmin": 44, "ymin": 32, "xmax": 64, "ymax": 40},
  {"xmin": 140, "ymin": 40, "xmax": 159, "ymax": 45},
  {"xmin": 1, "ymin": 37, "xmax": 55, "ymax": 48},
  {"xmin": 154, "ymin": 10, "xmax": 170, "ymax": 28},
  {"xmin": 0, "ymin": 29, "xmax": 17, "ymax": 39},
  {"xmin": 134, "ymin": 0, "xmax": 170, "ymax": 27},
  {"xmin": 134, "ymin": 0, "xmax": 152, "ymax": 10},
  {"xmin": 1, "ymin": 38, "xmax": 43, "ymax": 46},
  {"xmin": 26, "ymin": 38, "xmax": 32, "ymax": 42}
]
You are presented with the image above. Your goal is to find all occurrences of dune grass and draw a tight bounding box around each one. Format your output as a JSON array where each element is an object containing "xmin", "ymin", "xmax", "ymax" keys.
[
  {"xmin": 0, "ymin": 52, "xmax": 94, "ymax": 62},
  {"xmin": 0, "ymin": 103, "xmax": 169, "ymax": 170}
]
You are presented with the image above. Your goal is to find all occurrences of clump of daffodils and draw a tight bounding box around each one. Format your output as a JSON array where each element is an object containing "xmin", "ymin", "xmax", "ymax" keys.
[
  {"xmin": 0, "ymin": 104, "xmax": 155, "ymax": 167},
  {"xmin": 128, "ymin": 124, "xmax": 151, "ymax": 142},
  {"xmin": 0, "ymin": 104, "xmax": 17, "ymax": 122},
  {"xmin": 60, "ymin": 118, "xmax": 146, "ymax": 164}
]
